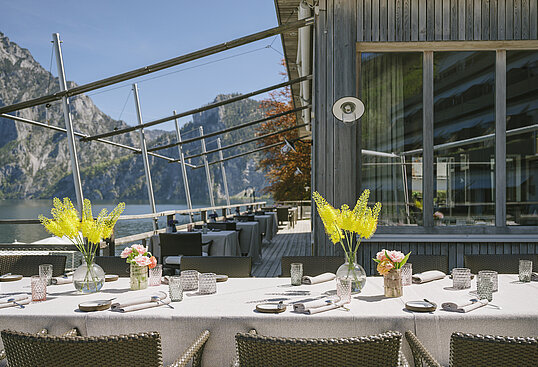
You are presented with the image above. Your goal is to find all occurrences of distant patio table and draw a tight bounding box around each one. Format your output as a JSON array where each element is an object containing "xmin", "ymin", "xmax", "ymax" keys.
[
  {"xmin": 235, "ymin": 222, "xmax": 261, "ymax": 264},
  {"xmin": 0, "ymin": 275, "xmax": 536, "ymax": 366},
  {"xmin": 150, "ymin": 230, "xmax": 240, "ymax": 258},
  {"xmin": 255, "ymin": 213, "xmax": 278, "ymax": 243}
]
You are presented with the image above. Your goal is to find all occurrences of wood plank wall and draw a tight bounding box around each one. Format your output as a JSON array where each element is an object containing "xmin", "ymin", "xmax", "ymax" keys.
[{"xmin": 312, "ymin": 0, "xmax": 538, "ymax": 256}]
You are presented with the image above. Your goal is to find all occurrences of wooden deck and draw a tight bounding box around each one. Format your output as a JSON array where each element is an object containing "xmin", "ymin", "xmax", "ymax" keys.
[{"xmin": 251, "ymin": 219, "xmax": 312, "ymax": 277}]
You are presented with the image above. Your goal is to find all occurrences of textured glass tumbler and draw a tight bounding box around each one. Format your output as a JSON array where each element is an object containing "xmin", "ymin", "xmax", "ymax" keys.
[
  {"xmin": 31, "ymin": 275, "xmax": 47, "ymax": 301},
  {"xmin": 180, "ymin": 270, "xmax": 199, "ymax": 291},
  {"xmin": 477, "ymin": 273, "xmax": 493, "ymax": 301},
  {"xmin": 336, "ymin": 277, "xmax": 352, "ymax": 304},
  {"xmin": 478, "ymin": 270, "xmax": 498, "ymax": 292},
  {"xmin": 149, "ymin": 264, "xmax": 163, "ymax": 286},
  {"xmin": 401, "ymin": 263, "xmax": 412, "ymax": 286},
  {"xmin": 169, "ymin": 276, "xmax": 183, "ymax": 302},
  {"xmin": 39, "ymin": 264, "xmax": 53, "ymax": 286},
  {"xmin": 199, "ymin": 273, "xmax": 217, "ymax": 294},
  {"xmin": 519, "ymin": 260, "xmax": 532, "ymax": 282},
  {"xmin": 290, "ymin": 263, "xmax": 303, "ymax": 286},
  {"xmin": 452, "ymin": 268, "xmax": 471, "ymax": 289}
]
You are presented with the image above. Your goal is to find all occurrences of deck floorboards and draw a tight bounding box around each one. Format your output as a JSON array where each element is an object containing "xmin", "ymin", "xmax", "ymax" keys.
[{"xmin": 252, "ymin": 219, "xmax": 311, "ymax": 277}]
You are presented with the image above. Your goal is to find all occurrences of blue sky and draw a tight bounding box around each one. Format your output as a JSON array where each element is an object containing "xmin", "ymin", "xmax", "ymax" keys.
[{"xmin": 1, "ymin": 1, "xmax": 287, "ymax": 131}]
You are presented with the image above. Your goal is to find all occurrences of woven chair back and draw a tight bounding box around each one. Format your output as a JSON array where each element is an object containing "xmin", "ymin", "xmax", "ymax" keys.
[
  {"xmin": 94, "ymin": 256, "xmax": 130, "ymax": 277},
  {"xmin": 280, "ymin": 256, "xmax": 343, "ymax": 277},
  {"xmin": 407, "ymin": 255, "xmax": 449, "ymax": 274},
  {"xmin": 180, "ymin": 256, "xmax": 251, "ymax": 277},
  {"xmin": 0, "ymin": 255, "xmax": 67, "ymax": 277},
  {"xmin": 464, "ymin": 254, "xmax": 537, "ymax": 274}
]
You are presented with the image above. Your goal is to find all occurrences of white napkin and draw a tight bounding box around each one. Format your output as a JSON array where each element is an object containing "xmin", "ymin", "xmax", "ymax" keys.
[
  {"xmin": 293, "ymin": 297, "xmax": 344, "ymax": 314},
  {"xmin": 412, "ymin": 270, "xmax": 446, "ymax": 284},
  {"xmin": 441, "ymin": 299, "xmax": 488, "ymax": 313},
  {"xmin": 301, "ymin": 273, "xmax": 336, "ymax": 285},
  {"xmin": 111, "ymin": 291, "xmax": 168, "ymax": 313},
  {"xmin": 52, "ymin": 276, "xmax": 72, "ymax": 285},
  {"xmin": 0, "ymin": 295, "xmax": 31, "ymax": 309}
]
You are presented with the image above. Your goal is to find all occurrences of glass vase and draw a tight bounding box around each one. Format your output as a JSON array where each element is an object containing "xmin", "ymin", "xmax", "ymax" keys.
[
  {"xmin": 130, "ymin": 263, "xmax": 148, "ymax": 290},
  {"xmin": 73, "ymin": 258, "xmax": 105, "ymax": 294},
  {"xmin": 384, "ymin": 268, "xmax": 403, "ymax": 298},
  {"xmin": 336, "ymin": 253, "xmax": 366, "ymax": 293}
]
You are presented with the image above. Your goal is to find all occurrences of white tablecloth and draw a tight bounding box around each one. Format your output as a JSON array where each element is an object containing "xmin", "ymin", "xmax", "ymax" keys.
[
  {"xmin": 236, "ymin": 222, "xmax": 261, "ymax": 264},
  {"xmin": 0, "ymin": 276, "xmax": 536, "ymax": 366},
  {"xmin": 151, "ymin": 230, "xmax": 241, "ymax": 258}
]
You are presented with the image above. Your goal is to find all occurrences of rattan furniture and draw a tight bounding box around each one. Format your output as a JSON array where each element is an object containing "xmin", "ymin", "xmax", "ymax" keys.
[
  {"xmin": 280, "ymin": 256, "xmax": 343, "ymax": 277},
  {"xmin": 180, "ymin": 256, "xmax": 251, "ymax": 277},
  {"xmin": 407, "ymin": 255, "xmax": 449, "ymax": 274},
  {"xmin": 405, "ymin": 330, "xmax": 538, "ymax": 367},
  {"xmin": 94, "ymin": 256, "xmax": 130, "ymax": 277},
  {"xmin": 159, "ymin": 233, "xmax": 205, "ymax": 272},
  {"xmin": 207, "ymin": 222, "xmax": 237, "ymax": 231},
  {"xmin": 234, "ymin": 329, "xmax": 405, "ymax": 367},
  {"xmin": 0, "ymin": 255, "xmax": 67, "ymax": 277},
  {"xmin": 464, "ymin": 254, "xmax": 538, "ymax": 274},
  {"xmin": 234, "ymin": 215, "xmax": 255, "ymax": 222},
  {"xmin": 1, "ymin": 329, "xmax": 209, "ymax": 367}
]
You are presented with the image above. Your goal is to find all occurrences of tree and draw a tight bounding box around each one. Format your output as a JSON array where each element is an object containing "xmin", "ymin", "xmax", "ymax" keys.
[{"xmin": 257, "ymin": 79, "xmax": 311, "ymax": 201}]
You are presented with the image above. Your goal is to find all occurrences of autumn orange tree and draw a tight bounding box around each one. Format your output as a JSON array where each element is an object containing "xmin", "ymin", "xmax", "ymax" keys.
[{"xmin": 257, "ymin": 85, "xmax": 311, "ymax": 201}]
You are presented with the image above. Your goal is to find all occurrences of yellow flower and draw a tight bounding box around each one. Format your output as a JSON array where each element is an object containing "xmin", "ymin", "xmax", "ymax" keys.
[{"xmin": 39, "ymin": 197, "xmax": 80, "ymax": 239}]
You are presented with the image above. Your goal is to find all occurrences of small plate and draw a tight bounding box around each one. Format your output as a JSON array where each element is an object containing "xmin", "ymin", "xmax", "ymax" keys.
[
  {"xmin": 0, "ymin": 274, "xmax": 23, "ymax": 282},
  {"xmin": 405, "ymin": 300, "xmax": 437, "ymax": 312},
  {"xmin": 449, "ymin": 274, "xmax": 475, "ymax": 279},
  {"xmin": 216, "ymin": 274, "xmax": 228, "ymax": 282},
  {"xmin": 255, "ymin": 303, "xmax": 286, "ymax": 313},
  {"xmin": 105, "ymin": 274, "xmax": 119, "ymax": 282},
  {"xmin": 79, "ymin": 300, "xmax": 112, "ymax": 312}
]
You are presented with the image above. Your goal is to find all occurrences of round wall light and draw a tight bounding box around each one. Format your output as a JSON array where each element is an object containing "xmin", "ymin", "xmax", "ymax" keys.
[{"xmin": 332, "ymin": 96, "xmax": 365, "ymax": 124}]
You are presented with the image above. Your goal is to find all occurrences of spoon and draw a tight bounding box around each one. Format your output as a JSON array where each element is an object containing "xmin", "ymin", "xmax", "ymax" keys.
[
  {"xmin": 151, "ymin": 296, "xmax": 174, "ymax": 309},
  {"xmin": 7, "ymin": 298, "xmax": 25, "ymax": 308}
]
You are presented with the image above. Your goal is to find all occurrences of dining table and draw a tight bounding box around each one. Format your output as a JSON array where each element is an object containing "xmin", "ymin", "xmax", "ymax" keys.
[
  {"xmin": 254, "ymin": 212, "xmax": 278, "ymax": 243},
  {"xmin": 235, "ymin": 222, "xmax": 261, "ymax": 264},
  {"xmin": 0, "ymin": 274, "xmax": 536, "ymax": 366}
]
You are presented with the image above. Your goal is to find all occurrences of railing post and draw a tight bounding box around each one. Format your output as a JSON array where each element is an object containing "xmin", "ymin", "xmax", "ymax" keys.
[
  {"xmin": 174, "ymin": 112, "xmax": 193, "ymax": 222},
  {"xmin": 133, "ymin": 83, "xmax": 158, "ymax": 231},
  {"xmin": 201, "ymin": 210, "xmax": 207, "ymax": 223},
  {"xmin": 199, "ymin": 126, "xmax": 215, "ymax": 207},
  {"xmin": 217, "ymin": 138, "xmax": 231, "ymax": 209},
  {"xmin": 52, "ymin": 33, "xmax": 84, "ymax": 213},
  {"xmin": 103, "ymin": 231, "xmax": 115, "ymax": 256}
]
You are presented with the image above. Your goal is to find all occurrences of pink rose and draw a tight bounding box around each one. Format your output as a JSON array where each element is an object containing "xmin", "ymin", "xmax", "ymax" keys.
[
  {"xmin": 132, "ymin": 244, "xmax": 147, "ymax": 256},
  {"xmin": 134, "ymin": 255, "xmax": 151, "ymax": 267},
  {"xmin": 148, "ymin": 256, "xmax": 157, "ymax": 269},
  {"xmin": 120, "ymin": 247, "xmax": 132, "ymax": 258},
  {"xmin": 376, "ymin": 250, "xmax": 388, "ymax": 261},
  {"xmin": 388, "ymin": 251, "xmax": 405, "ymax": 263},
  {"xmin": 377, "ymin": 260, "xmax": 394, "ymax": 276}
]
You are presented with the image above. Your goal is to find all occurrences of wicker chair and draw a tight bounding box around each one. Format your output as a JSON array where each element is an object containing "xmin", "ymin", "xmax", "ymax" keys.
[
  {"xmin": 159, "ymin": 233, "xmax": 205, "ymax": 272},
  {"xmin": 180, "ymin": 256, "xmax": 251, "ymax": 277},
  {"xmin": 407, "ymin": 255, "xmax": 449, "ymax": 274},
  {"xmin": 0, "ymin": 328, "xmax": 78, "ymax": 361},
  {"xmin": 1, "ymin": 329, "xmax": 210, "ymax": 367},
  {"xmin": 94, "ymin": 256, "xmax": 130, "ymax": 277},
  {"xmin": 207, "ymin": 222, "xmax": 237, "ymax": 231},
  {"xmin": 405, "ymin": 330, "xmax": 538, "ymax": 367},
  {"xmin": 234, "ymin": 330, "xmax": 405, "ymax": 367},
  {"xmin": 464, "ymin": 254, "xmax": 538, "ymax": 274},
  {"xmin": 280, "ymin": 256, "xmax": 343, "ymax": 277},
  {"xmin": 234, "ymin": 215, "xmax": 255, "ymax": 222},
  {"xmin": 0, "ymin": 255, "xmax": 67, "ymax": 277}
]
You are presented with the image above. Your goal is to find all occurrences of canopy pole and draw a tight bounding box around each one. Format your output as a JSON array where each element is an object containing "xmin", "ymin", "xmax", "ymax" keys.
[
  {"xmin": 133, "ymin": 84, "xmax": 157, "ymax": 230},
  {"xmin": 52, "ymin": 33, "xmax": 84, "ymax": 213},
  {"xmin": 200, "ymin": 126, "xmax": 215, "ymax": 208},
  {"xmin": 217, "ymin": 138, "xmax": 231, "ymax": 209},
  {"xmin": 174, "ymin": 111, "xmax": 193, "ymax": 222}
]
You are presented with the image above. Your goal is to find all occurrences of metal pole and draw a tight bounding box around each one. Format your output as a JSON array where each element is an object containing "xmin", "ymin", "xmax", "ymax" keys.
[
  {"xmin": 174, "ymin": 111, "xmax": 193, "ymax": 222},
  {"xmin": 199, "ymin": 127, "xmax": 215, "ymax": 207},
  {"xmin": 132, "ymin": 84, "xmax": 157, "ymax": 230},
  {"xmin": 52, "ymin": 33, "xmax": 84, "ymax": 213},
  {"xmin": 217, "ymin": 138, "xmax": 231, "ymax": 208}
]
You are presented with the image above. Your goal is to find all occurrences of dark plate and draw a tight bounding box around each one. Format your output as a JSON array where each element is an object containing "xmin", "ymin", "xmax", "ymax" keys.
[
  {"xmin": 216, "ymin": 274, "xmax": 228, "ymax": 282},
  {"xmin": 405, "ymin": 300, "xmax": 437, "ymax": 312},
  {"xmin": 0, "ymin": 274, "xmax": 23, "ymax": 282},
  {"xmin": 105, "ymin": 274, "xmax": 119, "ymax": 282},
  {"xmin": 255, "ymin": 303, "xmax": 286, "ymax": 313}
]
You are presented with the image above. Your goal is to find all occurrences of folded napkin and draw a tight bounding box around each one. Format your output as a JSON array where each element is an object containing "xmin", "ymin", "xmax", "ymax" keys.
[
  {"xmin": 412, "ymin": 270, "xmax": 446, "ymax": 284},
  {"xmin": 111, "ymin": 291, "xmax": 169, "ymax": 313},
  {"xmin": 51, "ymin": 276, "xmax": 72, "ymax": 285},
  {"xmin": 301, "ymin": 273, "xmax": 336, "ymax": 285},
  {"xmin": 0, "ymin": 294, "xmax": 31, "ymax": 309},
  {"xmin": 441, "ymin": 299, "xmax": 488, "ymax": 313},
  {"xmin": 532, "ymin": 272, "xmax": 538, "ymax": 281},
  {"xmin": 293, "ymin": 297, "xmax": 343, "ymax": 314},
  {"xmin": 307, "ymin": 301, "xmax": 346, "ymax": 315}
]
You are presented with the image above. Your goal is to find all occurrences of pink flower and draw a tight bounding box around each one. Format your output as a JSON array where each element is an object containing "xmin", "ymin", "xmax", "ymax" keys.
[
  {"xmin": 132, "ymin": 244, "xmax": 147, "ymax": 256},
  {"xmin": 120, "ymin": 247, "xmax": 132, "ymax": 258},
  {"xmin": 376, "ymin": 250, "xmax": 388, "ymax": 261},
  {"xmin": 377, "ymin": 260, "xmax": 394, "ymax": 276},
  {"xmin": 387, "ymin": 251, "xmax": 405, "ymax": 263},
  {"xmin": 148, "ymin": 256, "xmax": 157, "ymax": 269},
  {"xmin": 134, "ymin": 255, "xmax": 151, "ymax": 267}
]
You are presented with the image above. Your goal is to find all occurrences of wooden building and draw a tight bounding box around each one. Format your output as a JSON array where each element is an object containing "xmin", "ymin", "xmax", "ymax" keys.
[{"xmin": 274, "ymin": 0, "xmax": 538, "ymax": 273}]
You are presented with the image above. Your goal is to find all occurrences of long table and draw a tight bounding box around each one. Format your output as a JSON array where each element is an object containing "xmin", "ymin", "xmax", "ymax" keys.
[{"xmin": 0, "ymin": 275, "xmax": 536, "ymax": 366}]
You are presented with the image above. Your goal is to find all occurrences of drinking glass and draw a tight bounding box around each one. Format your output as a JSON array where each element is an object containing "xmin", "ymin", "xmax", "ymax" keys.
[
  {"xmin": 452, "ymin": 268, "xmax": 471, "ymax": 289},
  {"xmin": 39, "ymin": 264, "xmax": 53, "ymax": 286},
  {"xmin": 169, "ymin": 276, "xmax": 183, "ymax": 302},
  {"xmin": 477, "ymin": 272, "xmax": 493, "ymax": 301},
  {"xmin": 290, "ymin": 263, "xmax": 303, "ymax": 286},
  {"xmin": 199, "ymin": 273, "xmax": 217, "ymax": 294},
  {"xmin": 149, "ymin": 264, "xmax": 163, "ymax": 286},
  {"xmin": 180, "ymin": 270, "xmax": 199, "ymax": 291},
  {"xmin": 478, "ymin": 270, "xmax": 498, "ymax": 292},
  {"xmin": 519, "ymin": 260, "xmax": 532, "ymax": 282},
  {"xmin": 401, "ymin": 263, "xmax": 412, "ymax": 286},
  {"xmin": 31, "ymin": 275, "xmax": 47, "ymax": 302},
  {"xmin": 336, "ymin": 277, "xmax": 352, "ymax": 304}
]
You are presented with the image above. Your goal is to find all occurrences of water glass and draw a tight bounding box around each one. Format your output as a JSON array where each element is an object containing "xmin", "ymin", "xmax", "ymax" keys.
[
  {"xmin": 336, "ymin": 277, "xmax": 352, "ymax": 304},
  {"xmin": 478, "ymin": 270, "xmax": 498, "ymax": 292},
  {"xmin": 401, "ymin": 263, "xmax": 412, "ymax": 286},
  {"xmin": 180, "ymin": 270, "xmax": 199, "ymax": 291},
  {"xmin": 199, "ymin": 273, "xmax": 217, "ymax": 294},
  {"xmin": 519, "ymin": 260, "xmax": 533, "ymax": 282},
  {"xmin": 452, "ymin": 268, "xmax": 471, "ymax": 289},
  {"xmin": 149, "ymin": 264, "xmax": 163, "ymax": 286},
  {"xmin": 31, "ymin": 275, "xmax": 47, "ymax": 302},
  {"xmin": 39, "ymin": 264, "xmax": 53, "ymax": 286},
  {"xmin": 168, "ymin": 276, "xmax": 183, "ymax": 302},
  {"xmin": 477, "ymin": 272, "xmax": 493, "ymax": 301},
  {"xmin": 290, "ymin": 263, "xmax": 303, "ymax": 286}
]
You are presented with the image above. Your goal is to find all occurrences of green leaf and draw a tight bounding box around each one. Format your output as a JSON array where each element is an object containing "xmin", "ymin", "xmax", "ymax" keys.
[
  {"xmin": 398, "ymin": 252, "xmax": 412, "ymax": 269},
  {"xmin": 372, "ymin": 258, "xmax": 380, "ymax": 263}
]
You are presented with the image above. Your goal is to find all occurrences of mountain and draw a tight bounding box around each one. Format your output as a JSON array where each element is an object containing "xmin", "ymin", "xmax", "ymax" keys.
[{"xmin": 0, "ymin": 31, "xmax": 267, "ymax": 203}]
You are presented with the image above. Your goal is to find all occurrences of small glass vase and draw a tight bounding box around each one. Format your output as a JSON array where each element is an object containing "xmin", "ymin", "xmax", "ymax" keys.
[
  {"xmin": 384, "ymin": 268, "xmax": 403, "ymax": 298},
  {"xmin": 130, "ymin": 263, "xmax": 148, "ymax": 290},
  {"xmin": 73, "ymin": 258, "xmax": 105, "ymax": 294},
  {"xmin": 336, "ymin": 253, "xmax": 366, "ymax": 293}
]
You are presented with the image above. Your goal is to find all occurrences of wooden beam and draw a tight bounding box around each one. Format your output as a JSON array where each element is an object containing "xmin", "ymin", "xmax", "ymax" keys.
[
  {"xmin": 423, "ymin": 51, "xmax": 434, "ymax": 228},
  {"xmin": 356, "ymin": 39, "xmax": 538, "ymax": 51}
]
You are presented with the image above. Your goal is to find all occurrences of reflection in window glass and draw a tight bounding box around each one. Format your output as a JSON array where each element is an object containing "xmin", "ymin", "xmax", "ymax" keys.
[
  {"xmin": 506, "ymin": 51, "xmax": 538, "ymax": 226},
  {"xmin": 433, "ymin": 52, "xmax": 495, "ymax": 225},
  {"xmin": 360, "ymin": 53, "xmax": 423, "ymax": 225}
]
